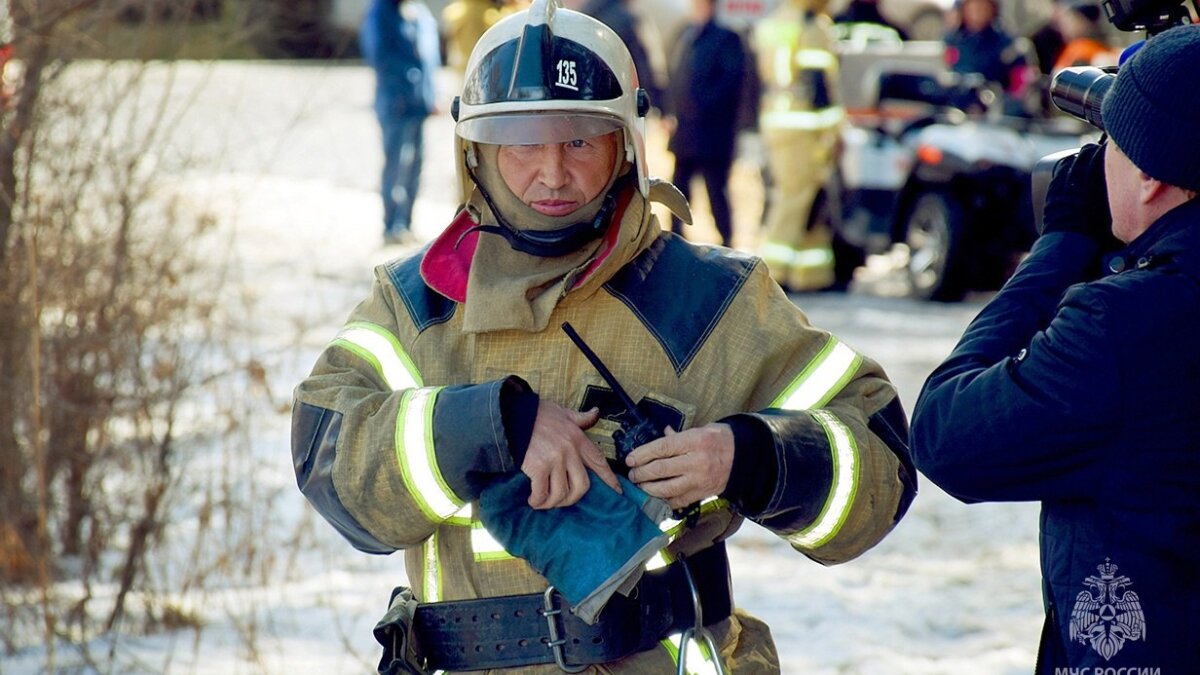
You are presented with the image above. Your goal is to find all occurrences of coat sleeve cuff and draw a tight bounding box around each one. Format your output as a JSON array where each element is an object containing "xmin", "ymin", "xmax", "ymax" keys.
[
  {"xmin": 718, "ymin": 413, "xmax": 779, "ymax": 516},
  {"xmin": 500, "ymin": 377, "xmax": 539, "ymax": 468}
]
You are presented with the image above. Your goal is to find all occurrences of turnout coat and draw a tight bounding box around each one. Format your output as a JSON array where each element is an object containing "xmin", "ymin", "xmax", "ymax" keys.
[
  {"xmin": 912, "ymin": 198, "xmax": 1200, "ymax": 672},
  {"xmin": 292, "ymin": 182, "xmax": 915, "ymax": 673}
]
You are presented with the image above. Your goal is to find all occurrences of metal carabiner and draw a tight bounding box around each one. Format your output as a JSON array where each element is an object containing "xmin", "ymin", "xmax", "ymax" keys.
[{"xmin": 675, "ymin": 556, "xmax": 729, "ymax": 675}]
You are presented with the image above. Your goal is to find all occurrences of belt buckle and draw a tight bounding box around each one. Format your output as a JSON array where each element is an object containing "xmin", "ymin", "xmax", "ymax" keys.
[{"xmin": 541, "ymin": 586, "xmax": 587, "ymax": 673}]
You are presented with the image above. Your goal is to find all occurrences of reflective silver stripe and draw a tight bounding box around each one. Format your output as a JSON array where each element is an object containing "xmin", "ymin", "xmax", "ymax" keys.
[
  {"xmin": 471, "ymin": 522, "xmax": 513, "ymax": 562},
  {"xmin": 771, "ymin": 337, "xmax": 862, "ymax": 410},
  {"xmin": 788, "ymin": 410, "xmax": 860, "ymax": 548},
  {"xmin": 760, "ymin": 106, "xmax": 845, "ymax": 130},
  {"xmin": 396, "ymin": 388, "xmax": 464, "ymax": 521},
  {"xmin": 423, "ymin": 529, "xmax": 441, "ymax": 602},
  {"xmin": 330, "ymin": 322, "xmax": 422, "ymax": 390}
]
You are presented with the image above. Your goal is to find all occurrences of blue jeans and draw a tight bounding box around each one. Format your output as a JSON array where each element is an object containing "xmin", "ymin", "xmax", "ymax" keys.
[{"xmin": 379, "ymin": 115, "xmax": 425, "ymax": 235}]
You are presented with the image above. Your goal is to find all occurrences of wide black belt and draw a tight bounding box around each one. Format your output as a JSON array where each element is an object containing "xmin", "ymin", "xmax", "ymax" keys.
[{"xmin": 411, "ymin": 542, "xmax": 732, "ymax": 672}]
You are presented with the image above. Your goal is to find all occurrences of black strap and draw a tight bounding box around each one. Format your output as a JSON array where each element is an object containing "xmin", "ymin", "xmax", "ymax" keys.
[{"xmin": 411, "ymin": 542, "xmax": 733, "ymax": 672}]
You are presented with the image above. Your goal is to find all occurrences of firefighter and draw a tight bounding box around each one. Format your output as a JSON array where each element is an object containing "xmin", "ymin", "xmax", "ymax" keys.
[
  {"xmin": 292, "ymin": 1, "xmax": 916, "ymax": 672},
  {"xmin": 441, "ymin": 0, "xmax": 503, "ymax": 74},
  {"xmin": 754, "ymin": 0, "xmax": 846, "ymax": 292}
]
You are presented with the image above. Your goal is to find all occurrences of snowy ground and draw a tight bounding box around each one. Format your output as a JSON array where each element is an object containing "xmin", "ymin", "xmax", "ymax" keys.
[{"xmin": 5, "ymin": 61, "xmax": 1045, "ymax": 674}]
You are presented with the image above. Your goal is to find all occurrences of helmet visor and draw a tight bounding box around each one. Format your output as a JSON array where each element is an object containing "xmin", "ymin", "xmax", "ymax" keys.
[{"xmin": 457, "ymin": 112, "xmax": 624, "ymax": 146}]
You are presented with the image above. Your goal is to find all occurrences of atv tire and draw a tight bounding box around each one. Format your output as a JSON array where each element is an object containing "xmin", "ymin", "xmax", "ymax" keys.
[{"xmin": 905, "ymin": 191, "xmax": 967, "ymax": 302}]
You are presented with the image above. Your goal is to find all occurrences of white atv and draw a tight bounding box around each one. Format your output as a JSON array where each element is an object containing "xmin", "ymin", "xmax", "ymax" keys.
[{"xmin": 834, "ymin": 70, "xmax": 1095, "ymax": 300}]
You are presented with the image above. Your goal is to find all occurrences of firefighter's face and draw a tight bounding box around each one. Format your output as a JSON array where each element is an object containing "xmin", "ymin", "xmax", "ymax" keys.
[{"xmin": 497, "ymin": 131, "xmax": 621, "ymax": 217}]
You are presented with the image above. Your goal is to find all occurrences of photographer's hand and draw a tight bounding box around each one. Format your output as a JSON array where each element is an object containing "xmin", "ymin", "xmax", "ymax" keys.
[{"xmin": 1041, "ymin": 142, "xmax": 1120, "ymax": 250}]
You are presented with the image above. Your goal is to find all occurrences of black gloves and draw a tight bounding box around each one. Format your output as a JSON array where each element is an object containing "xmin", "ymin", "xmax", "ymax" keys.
[{"xmin": 1041, "ymin": 142, "xmax": 1116, "ymax": 246}]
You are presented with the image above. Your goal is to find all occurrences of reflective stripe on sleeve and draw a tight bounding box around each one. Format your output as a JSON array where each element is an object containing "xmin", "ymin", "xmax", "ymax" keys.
[
  {"xmin": 396, "ymin": 387, "xmax": 465, "ymax": 521},
  {"xmin": 771, "ymin": 336, "xmax": 862, "ymax": 410},
  {"xmin": 330, "ymin": 322, "xmax": 423, "ymax": 391},
  {"xmin": 788, "ymin": 409, "xmax": 860, "ymax": 548}
]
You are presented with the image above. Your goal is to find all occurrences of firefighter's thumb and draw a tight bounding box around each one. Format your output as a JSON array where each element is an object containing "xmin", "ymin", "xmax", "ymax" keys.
[{"xmin": 573, "ymin": 407, "xmax": 601, "ymax": 430}]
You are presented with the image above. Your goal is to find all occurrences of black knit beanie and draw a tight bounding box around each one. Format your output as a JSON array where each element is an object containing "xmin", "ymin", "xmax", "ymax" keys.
[{"xmin": 1101, "ymin": 24, "xmax": 1200, "ymax": 192}]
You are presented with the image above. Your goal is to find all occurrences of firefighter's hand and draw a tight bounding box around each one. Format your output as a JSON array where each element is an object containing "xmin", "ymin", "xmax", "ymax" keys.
[
  {"xmin": 522, "ymin": 402, "xmax": 622, "ymax": 510},
  {"xmin": 625, "ymin": 424, "xmax": 734, "ymax": 511}
]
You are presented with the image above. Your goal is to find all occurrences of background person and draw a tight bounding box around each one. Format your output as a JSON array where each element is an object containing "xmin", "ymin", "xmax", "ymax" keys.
[
  {"xmin": 441, "ymin": 0, "xmax": 503, "ymax": 74},
  {"xmin": 666, "ymin": 0, "xmax": 747, "ymax": 248},
  {"xmin": 579, "ymin": 0, "xmax": 664, "ymax": 114},
  {"xmin": 942, "ymin": 0, "xmax": 1035, "ymax": 109},
  {"xmin": 911, "ymin": 25, "xmax": 1200, "ymax": 672},
  {"xmin": 754, "ymin": 0, "xmax": 846, "ymax": 292},
  {"xmin": 294, "ymin": 1, "xmax": 916, "ymax": 671},
  {"xmin": 1050, "ymin": 0, "xmax": 1118, "ymax": 71},
  {"xmin": 361, "ymin": 0, "xmax": 441, "ymax": 247}
]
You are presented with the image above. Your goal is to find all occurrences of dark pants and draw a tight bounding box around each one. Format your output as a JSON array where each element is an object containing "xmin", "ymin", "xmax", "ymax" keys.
[
  {"xmin": 379, "ymin": 114, "xmax": 425, "ymax": 235},
  {"xmin": 671, "ymin": 155, "xmax": 734, "ymax": 247}
]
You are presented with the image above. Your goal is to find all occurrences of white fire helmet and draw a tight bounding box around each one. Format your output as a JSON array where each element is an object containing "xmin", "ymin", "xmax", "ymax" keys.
[{"xmin": 451, "ymin": 0, "xmax": 652, "ymax": 199}]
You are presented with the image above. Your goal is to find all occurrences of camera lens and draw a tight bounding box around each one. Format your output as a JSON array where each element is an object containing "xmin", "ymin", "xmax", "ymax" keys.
[{"xmin": 1050, "ymin": 66, "xmax": 1117, "ymax": 131}]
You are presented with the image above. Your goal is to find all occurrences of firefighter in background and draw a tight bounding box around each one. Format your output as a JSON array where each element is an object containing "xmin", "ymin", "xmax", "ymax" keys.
[
  {"xmin": 442, "ymin": 0, "xmax": 530, "ymax": 74},
  {"xmin": 754, "ymin": 0, "xmax": 845, "ymax": 292},
  {"xmin": 442, "ymin": 0, "xmax": 502, "ymax": 74}
]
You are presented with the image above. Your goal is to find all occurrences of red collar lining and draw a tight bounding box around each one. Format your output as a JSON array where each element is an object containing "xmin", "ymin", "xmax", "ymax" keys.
[{"xmin": 420, "ymin": 190, "xmax": 634, "ymax": 303}]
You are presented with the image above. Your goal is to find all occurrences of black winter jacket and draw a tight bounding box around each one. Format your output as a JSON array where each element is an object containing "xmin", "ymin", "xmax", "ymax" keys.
[
  {"xmin": 912, "ymin": 198, "xmax": 1200, "ymax": 672},
  {"xmin": 666, "ymin": 20, "xmax": 745, "ymax": 161}
]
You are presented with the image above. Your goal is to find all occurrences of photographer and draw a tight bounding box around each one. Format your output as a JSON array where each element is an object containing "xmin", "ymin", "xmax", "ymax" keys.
[{"xmin": 911, "ymin": 24, "xmax": 1200, "ymax": 672}]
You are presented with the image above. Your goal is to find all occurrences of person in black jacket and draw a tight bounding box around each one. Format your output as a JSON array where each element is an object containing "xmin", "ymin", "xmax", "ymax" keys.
[
  {"xmin": 666, "ymin": 0, "xmax": 746, "ymax": 248},
  {"xmin": 579, "ymin": 0, "xmax": 664, "ymax": 113},
  {"xmin": 911, "ymin": 25, "xmax": 1200, "ymax": 673}
]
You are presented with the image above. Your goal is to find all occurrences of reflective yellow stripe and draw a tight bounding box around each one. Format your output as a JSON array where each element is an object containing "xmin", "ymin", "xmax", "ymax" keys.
[
  {"xmin": 656, "ymin": 497, "xmax": 728, "ymax": 539},
  {"xmin": 396, "ymin": 388, "xmax": 464, "ymax": 521},
  {"xmin": 788, "ymin": 410, "xmax": 860, "ymax": 548},
  {"xmin": 423, "ymin": 529, "xmax": 441, "ymax": 602},
  {"xmin": 660, "ymin": 633, "xmax": 719, "ymax": 674},
  {"xmin": 331, "ymin": 322, "xmax": 422, "ymax": 390},
  {"xmin": 771, "ymin": 337, "xmax": 862, "ymax": 410},
  {"xmin": 645, "ymin": 550, "xmax": 671, "ymax": 571},
  {"xmin": 760, "ymin": 106, "xmax": 845, "ymax": 130},
  {"xmin": 471, "ymin": 521, "xmax": 513, "ymax": 562},
  {"xmin": 647, "ymin": 498, "xmax": 728, "ymax": 570},
  {"xmin": 794, "ymin": 48, "xmax": 836, "ymax": 69},
  {"xmin": 760, "ymin": 241, "xmax": 836, "ymax": 271},
  {"xmin": 447, "ymin": 503, "xmax": 473, "ymax": 527}
]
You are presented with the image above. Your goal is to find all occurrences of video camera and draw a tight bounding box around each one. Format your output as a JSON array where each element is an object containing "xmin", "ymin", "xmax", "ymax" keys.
[{"xmin": 1031, "ymin": 0, "xmax": 1199, "ymax": 231}]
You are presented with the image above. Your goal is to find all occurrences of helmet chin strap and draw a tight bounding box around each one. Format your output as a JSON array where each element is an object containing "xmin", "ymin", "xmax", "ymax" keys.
[{"xmin": 458, "ymin": 155, "xmax": 628, "ymax": 258}]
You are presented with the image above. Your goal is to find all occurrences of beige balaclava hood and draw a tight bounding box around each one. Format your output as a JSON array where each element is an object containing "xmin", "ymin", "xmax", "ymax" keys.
[{"xmin": 460, "ymin": 138, "xmax": 629, "ymax": 334}]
